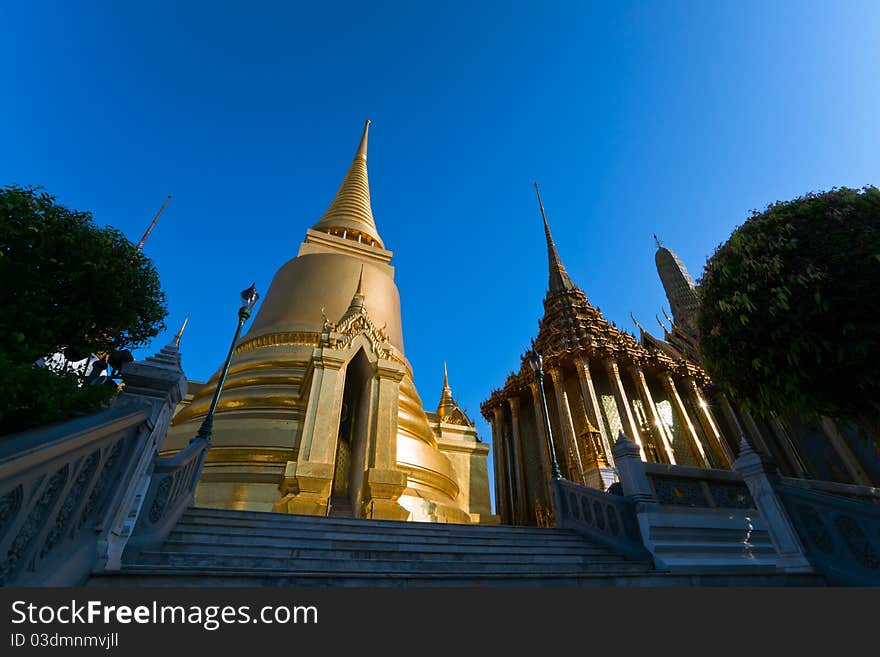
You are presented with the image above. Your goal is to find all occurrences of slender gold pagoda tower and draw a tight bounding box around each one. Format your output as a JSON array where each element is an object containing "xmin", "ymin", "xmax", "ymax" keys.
[
  {"xmin": 163, "ymin": 121, "xmax": 492, "ymax": 524},
  {"xmin": 646, "ymin": 237, "xmax": 877, "ymax": 487}
]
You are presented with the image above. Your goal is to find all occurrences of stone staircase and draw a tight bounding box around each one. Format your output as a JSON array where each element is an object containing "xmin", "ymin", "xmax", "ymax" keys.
[
  {"xmin": 87, "ymin": 508, "xmax": 824, "ymax": 587},
  {"xmin": 326, "ymin": 496, "xmax": 355, "ymax": 518}
]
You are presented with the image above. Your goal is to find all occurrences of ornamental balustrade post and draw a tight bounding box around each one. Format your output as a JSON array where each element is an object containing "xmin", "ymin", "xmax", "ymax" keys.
[
  {"xmin": 610, "ymin": 431, "xmax": 658, "ymax": 510},
  {"xmin": 733, "ymin": 438, "xmax": 813, "ymax": 573},
  {"xmin": 97, "ymin": 336, "xmax": 188, "ymax": 571}
]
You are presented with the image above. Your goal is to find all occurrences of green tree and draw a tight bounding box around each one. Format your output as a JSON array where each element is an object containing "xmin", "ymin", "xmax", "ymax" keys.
[
  {"xmin": 697, "ymin": 186, "xmax": 880, "ymax": 439},
  {"xmin": 0, "ymin": 185, "xmax": 168, "ymax": 434}
]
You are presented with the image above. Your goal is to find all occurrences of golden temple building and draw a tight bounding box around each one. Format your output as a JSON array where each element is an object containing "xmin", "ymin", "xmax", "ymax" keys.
[
  {"xmin": 163, "ymin": 121, "xmax": 494, "ymax": 524},
  {"xmin": 481, "ymin": 186, "xmax": 741, "ymax": 526},
  {"xmin": 483, "ymin": 187, "xmax": 880, "ymax": 527}
]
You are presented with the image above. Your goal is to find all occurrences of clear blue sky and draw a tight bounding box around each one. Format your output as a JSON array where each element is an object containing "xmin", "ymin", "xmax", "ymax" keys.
[{"xmin": 2, "ymin": 1, "xmax": 878, "ymax": 509}]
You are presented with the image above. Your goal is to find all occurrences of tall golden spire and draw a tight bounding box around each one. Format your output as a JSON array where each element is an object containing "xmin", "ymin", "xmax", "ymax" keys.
[
  {"xmin": 312, "ymin": 120, "xmax": 384, "ymax": 248},
  {"xmin": 534, "ymin": 182, "xmax": 575, "ymax": 294}
]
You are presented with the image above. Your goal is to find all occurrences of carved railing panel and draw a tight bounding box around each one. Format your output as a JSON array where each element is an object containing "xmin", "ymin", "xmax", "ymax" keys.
[
  {"xmin": 775, "ymin": 482, "xmax": 880, "ymax": 585},
  {"xmin": 643, "ymin": 463, "xmax": 755, "ymax": 510},
  {"xmin": 124, "ymin": 436, "xmax": 210, "ymax": 559},
  {"xmin": 552, "ymin": 478, "xmax": 652, "ymax": 562},
  {"xmin": 0, "ymin": 407, "xmax": 147, "ymax": 586},
  {"xmin": 779, "ymin": 477, "xmax": 880, "ymax": 506}
]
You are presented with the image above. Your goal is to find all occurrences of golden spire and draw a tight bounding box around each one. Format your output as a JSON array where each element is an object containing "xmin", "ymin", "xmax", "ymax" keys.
[
  {"xmin": 173, "ymin": 316, "xmax": 189, "ymax": 348},
  {"xmin": 339, "ymin": 265, "xmax": 367, "ymax": 323},
  {"xmin": 355, "ymin": 263, "xmax": 365, "ymax": 295},
  {"xmin": 534, "ymin": 182, "xmax": 575, "ymax": 295},
  {"xmin": 437, "ymin": 361, "xmax": 456, "ymax": 419},
  {"xmin": 312, "ymin": 120, "xmax": 384, "ymax": 248}
]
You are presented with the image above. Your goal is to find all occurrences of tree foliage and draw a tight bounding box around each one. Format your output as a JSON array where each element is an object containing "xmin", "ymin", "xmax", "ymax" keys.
[
  {"xmin": 0, "ymin": 185, "xmax": 167, "ymax": 362},
  {"xmin": 697, "ymin": 186, "xmax": 880, "ymax": 435},
  {"xmin": 0, "ymin": 185, "xmax": 168, "ymax": 434},
  {"xmin": 0, "ymin": 352, "xmax": 118, "ymax": 435}
]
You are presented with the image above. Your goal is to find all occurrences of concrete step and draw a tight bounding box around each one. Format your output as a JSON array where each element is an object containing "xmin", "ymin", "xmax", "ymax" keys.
[
  {"xmin": 106, "ymin": 507, "xmax": 825, "ymax": 588},
  {"xmin": 164, "ymin": 531, "xmax": 617, "ymax": 556},
  {"xmin": 181, "ymin": 508, "xmax": 567, "ymax": 536},
  {"xmin": 88, "ymin": 567, "xmax": 825, "ymax": 588},
  {"xmin": 649, "ymin": 541, "xmax": 778, "ymax": 555},
  {"xmin": 326, "ymin": 497, "xmax": 354, "ymax": 518},
  {"xmin": 649, "ymin": 526, "xmax": 773, "ymax": 541},
  {"xmin": 175, "ymin": 517, "xmax": 566, "ymax": 540},
  {"xmin": 132, "ymin": 551, "xmax": 651, "ymax": 574},
  {"xmin": 154, "ymin": 539, "xmax": 627, "ymax": 563},
  {"xmin": 168, "ymin": 522, "xmax": 595, "ymax": 548}
]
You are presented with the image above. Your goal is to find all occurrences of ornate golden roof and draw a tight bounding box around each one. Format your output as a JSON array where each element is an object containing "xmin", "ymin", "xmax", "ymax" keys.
[
  {"xmin": 312, "ymin": 120, "xmax": 384, "ymax": 249},
  {"xmin": 481, "ymin": 193, "xmax": 709, "ymax": 418}
]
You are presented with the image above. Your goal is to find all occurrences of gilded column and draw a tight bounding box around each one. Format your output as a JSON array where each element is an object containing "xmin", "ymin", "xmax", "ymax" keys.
[
  {"xmin": 492, "ymin": 405, "xmax": 513, "ymax": 524},
  {"xmin": 574, "ymin": 358, "xmax": 614, "ymax": 468},
  {"xmin": 660, "ymin": 372, "xmax": 711, "ymax": 468},
  {"xmin": 299, "ymin": 351, "xmax": 348, "ymax": 463},
  {"xmin": 549, "ymin": 368, "xmax": 586, "ymax": 483},
  {"xmin": 740, "ymin": 410, "xmax": 775, "ymax": 461},
  {"xmin": 629, "ymin": 365, "xmax": 676, "ymax": 464},
  {"xmin": 819, "ymin": 416, "xmax": 872, "ymax": 486},
  {"xmin": 605, "ymin": 359, "xmax": 646, "ymax": 460},
  {"xmin": 718, "ymin": 393, "xmax": 772, "ymax": 458},
  {"xmin": 528, "ymin": 381, "xmax": 554, "ymax": 504},
  {"xmin": 740, "ymin": 410, "xmax": 804, "ymax": 478},
  {"xmin": 683, "ymin": 376, "xmax": 734, "ymax": 468},
  {"xmin": 371, "ymin": 360, "xmax": 405, "ymax": 469},
  {"xmin": 363, "ymin": 359, "xmax": 409, "ymax": 521},
  {"xmin": 275, "ymin": 349, "xmax": 346, "ymax": 516},
  {"xmin": 488, "ymin": 408, "xmax": 507, "ymax": 522},
  {"xmin": 767, "ymin": 413, "xmax": 810, "ymax": 478},
  {"xmin": 507, "ymin": 396, "xmax": 528, "ymax": 524}
]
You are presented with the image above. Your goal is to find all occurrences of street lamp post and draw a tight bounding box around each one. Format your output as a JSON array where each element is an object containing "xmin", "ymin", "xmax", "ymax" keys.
[
  {"xmin": 192, "ymin": 283, "xmax": 260, "ymax": 443},
  {"xmin": 527, "ymin": 350, "xmax": 563, "ymax": 480}
]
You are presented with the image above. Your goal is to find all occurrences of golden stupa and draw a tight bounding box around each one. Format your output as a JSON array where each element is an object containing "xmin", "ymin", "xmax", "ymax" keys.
[{"xmin": 163, "ymin": 121, "xmax": 493, "ymax": 524}]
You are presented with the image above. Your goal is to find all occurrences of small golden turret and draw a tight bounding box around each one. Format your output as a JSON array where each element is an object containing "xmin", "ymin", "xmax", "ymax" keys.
[
  {"xmin": 437, "ymin": 362, "xmax": 456, "ymax": 420},
  {"xmin": 338, "ymin": 265, "xmax": 367, "ymax": 323}
]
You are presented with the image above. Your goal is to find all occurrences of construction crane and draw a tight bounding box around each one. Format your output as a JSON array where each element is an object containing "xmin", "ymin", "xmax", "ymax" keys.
[{"xmin": 136, "ymin": 194, "xmax": 172, "ymax": 251}]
